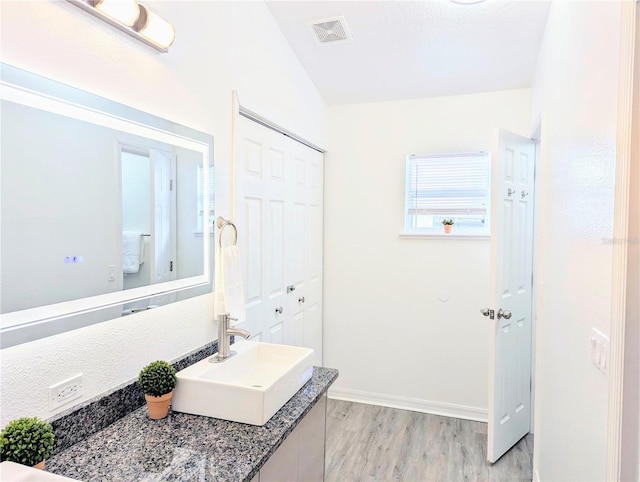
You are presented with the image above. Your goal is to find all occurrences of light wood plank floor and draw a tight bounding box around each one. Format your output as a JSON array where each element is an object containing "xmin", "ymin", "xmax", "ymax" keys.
[{"xmin": 325, "ymin": 399, "xmax": 533, "ymax": 482}]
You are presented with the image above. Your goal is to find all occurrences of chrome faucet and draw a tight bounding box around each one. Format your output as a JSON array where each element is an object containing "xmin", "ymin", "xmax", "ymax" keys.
[{"xmin": 210, "ymin": 312, "xmax": 250, "ymax": 363}]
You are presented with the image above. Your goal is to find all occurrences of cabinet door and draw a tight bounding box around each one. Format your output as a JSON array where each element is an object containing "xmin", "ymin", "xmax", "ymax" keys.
[
  {"xmin": 259, "ymin": 427, "xmax": 300, "ymax": 482},
  {"xmin": 258, "ymin": 393, "xmax": 327, "ymax": 482},
  {"xmin": 297, "ymin": 393, "xmax": 327, "ymax": 481}
]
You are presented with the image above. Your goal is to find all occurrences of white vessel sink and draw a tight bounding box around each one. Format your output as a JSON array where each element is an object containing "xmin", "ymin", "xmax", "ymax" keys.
[
  {"xmin": 172, "ymin": 340, "xmax": 314, "ymax": 426},
  {"xmin": 0, "ymin": 462, "xmax": 78, "ymax": 481}
]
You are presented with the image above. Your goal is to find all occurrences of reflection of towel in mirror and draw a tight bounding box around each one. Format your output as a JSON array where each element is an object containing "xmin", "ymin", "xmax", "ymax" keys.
[
  {"xmin": 122, "ymin": 232, "xmax": 145, "ymax": 274},
  {"xmin": 222, "ymin": 245, "xmax": 246, "ymax": 323}
]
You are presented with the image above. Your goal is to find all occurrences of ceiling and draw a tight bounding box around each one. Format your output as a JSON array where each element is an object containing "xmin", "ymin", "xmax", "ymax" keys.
[{"xmin": 265, "ymin": 1, "xmax": 551, "ymax": 106}]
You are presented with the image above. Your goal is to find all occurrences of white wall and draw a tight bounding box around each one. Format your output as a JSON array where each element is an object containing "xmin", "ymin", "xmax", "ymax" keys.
[
  {"xmin": 0, "ymin": 0, "xmax": 327, "ymax": 426},
  {"xmin": 530, "ymin": 1, "xmax": 622, "ymax": 480},
  {"xmin": 324, "ymin": 89, "xmax": 531, "ymax": 417}
]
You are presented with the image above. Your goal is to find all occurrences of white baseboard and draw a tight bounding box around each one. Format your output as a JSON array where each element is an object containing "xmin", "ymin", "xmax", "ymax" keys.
[
  {"xmin": 532, "ymin": 469, "xmax": 541, "ymax": 482},
  {"xmin": 328, "ymin": 387, "xmax": 488, "ymax": 423}
]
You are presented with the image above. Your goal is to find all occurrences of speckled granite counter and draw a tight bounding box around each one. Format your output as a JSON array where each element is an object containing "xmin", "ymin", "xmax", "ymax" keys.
[{"xmin": 45, "ymin": 367, "xmax": 338, "ymax": 482}]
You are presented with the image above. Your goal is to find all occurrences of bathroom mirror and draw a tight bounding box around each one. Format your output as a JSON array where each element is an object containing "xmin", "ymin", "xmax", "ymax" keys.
[{"xmin": 0, "ymin": 63, "xmax": 214, "ymax": 348}]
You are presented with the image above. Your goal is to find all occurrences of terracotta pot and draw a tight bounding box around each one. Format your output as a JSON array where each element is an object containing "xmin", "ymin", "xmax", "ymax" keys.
[
  {"xmin": 145, "ymin": 391, "xmax": 173, "ymax": 419},
  {"xmin": 33, "ymin": 460, "xmax": 45, "ymax": 470},
  {"xmin": 443, "ymin": 225, "xmax": 452, "ymax": 234}
]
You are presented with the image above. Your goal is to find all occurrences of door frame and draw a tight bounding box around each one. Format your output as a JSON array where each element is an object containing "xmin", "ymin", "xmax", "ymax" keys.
[
  {"xmin": 607, "ymin": 2, "xmax": 638, "ymax": 479},
  {"xmin": 529, "ymin": 116, "xmax": 543, "ymax": 434}
]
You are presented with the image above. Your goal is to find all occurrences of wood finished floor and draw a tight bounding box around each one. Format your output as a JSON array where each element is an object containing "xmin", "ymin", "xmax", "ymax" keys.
[{"xmin": 325, "ymin": 399, "xmax": 533, "ymax": 482}]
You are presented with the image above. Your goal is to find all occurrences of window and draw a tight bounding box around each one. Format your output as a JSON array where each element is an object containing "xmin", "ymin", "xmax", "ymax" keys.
[
  {"xmin": 197, "ymin": 164, "xmax": 215, "ymax": 234},
  {"xmin": 403, "ymin": 152, "xmax": 491, "ymax": 236}
]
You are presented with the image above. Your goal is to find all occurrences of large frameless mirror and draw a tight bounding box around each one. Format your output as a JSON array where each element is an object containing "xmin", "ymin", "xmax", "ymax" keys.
[{"xmin": 0, "ymin": 63, "xmax": 214, "ymax": 348}]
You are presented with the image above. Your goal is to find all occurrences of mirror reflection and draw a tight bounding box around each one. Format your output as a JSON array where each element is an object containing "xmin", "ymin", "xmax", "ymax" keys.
[{"xmin": 0, "ymin": 63, "xmax": 214, "ymax": 346}]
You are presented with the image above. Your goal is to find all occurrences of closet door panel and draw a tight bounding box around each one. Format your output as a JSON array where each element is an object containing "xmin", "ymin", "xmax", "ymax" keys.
[{"xmin": 235, "ymin": 115, "xmax": 323, "ymax": 358}]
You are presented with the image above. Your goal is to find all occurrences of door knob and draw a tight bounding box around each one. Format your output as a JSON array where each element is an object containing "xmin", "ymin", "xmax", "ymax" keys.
[
  {"xmin": 481, "ymin": 308, "xmax": 495, "ymax": 319},
  {"xmin": 497, "ymin": 308, "xmax": 512, "ymax": 320},
  {"xmin": 298, "ymin": 297, "xmax": 305, "ymax": 303},
  {"xmin": 287, "ymin": 285, "xmax": 296, "ymax": 293},
  {"xmin": 275, "ymin": 307, "xmax": 283, "ymax": 314}
]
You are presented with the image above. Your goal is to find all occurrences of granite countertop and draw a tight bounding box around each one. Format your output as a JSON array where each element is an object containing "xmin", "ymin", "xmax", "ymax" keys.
[{"xmin": 45, "ymin": 367, "xmax": 338, "ymax": 482}]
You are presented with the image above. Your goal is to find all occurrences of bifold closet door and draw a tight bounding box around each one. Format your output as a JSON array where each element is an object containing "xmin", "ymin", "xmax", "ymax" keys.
[{"xmin": 235, "ymin": 115, "xmax": 324, "ymax": 366}]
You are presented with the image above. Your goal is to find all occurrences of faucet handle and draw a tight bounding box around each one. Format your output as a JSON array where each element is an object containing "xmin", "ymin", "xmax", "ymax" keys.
[{"xmin": 217, "ymin": 312, "xmax": 237, "ymax": 325}]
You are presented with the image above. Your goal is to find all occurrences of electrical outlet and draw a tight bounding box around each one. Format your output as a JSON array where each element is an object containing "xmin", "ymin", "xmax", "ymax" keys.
[{"xmin": 49, "ymin": 374, "xmax": 83, "ymax": 410}]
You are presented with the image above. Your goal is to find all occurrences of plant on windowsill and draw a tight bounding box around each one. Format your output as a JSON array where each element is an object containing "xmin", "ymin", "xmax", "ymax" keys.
[
  {"xmin": 0, "ymin": 417, "xmax": 55, "ymax": 470},
  {"xmin": 441, "ymin": 219, "xmax": 455, "ymax": 234},
  {"xmin": 138, "ymin": 360, "xmax": 177, "ymax": 420}
]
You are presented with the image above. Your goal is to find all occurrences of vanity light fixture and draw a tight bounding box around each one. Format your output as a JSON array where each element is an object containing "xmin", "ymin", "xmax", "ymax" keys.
[
  {"xmin": 133, "ymin": 5, "xmax": 176, "ymax": 50},
  {"xmin": 93, "ymin": 0, "xmax": 139, "ymax": 27},
  {"xmin": 66, "ymin": 0, "xmax": 175, "ymax": 53},
  {"xmin": 449, "ymin": 0, "xmax": 487, "ymax": 4}
]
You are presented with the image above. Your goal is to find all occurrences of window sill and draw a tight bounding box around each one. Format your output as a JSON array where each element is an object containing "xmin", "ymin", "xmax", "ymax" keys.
[{"xmin": 399, "ymin": 231, "xmax": 490, "ymax": 241}]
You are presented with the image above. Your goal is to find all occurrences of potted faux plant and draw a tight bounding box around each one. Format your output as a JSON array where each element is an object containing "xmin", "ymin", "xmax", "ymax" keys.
[
  {"xmin": 441, "ymin": 219, "xmax": 454, "ymax": 234},
  {"xmin": 138, "ymin": 360, "xmax": 177, "ymax": 420},
  {"xmin": 0, "ymin": 417, "xmax": 55, "ymax": 469}
]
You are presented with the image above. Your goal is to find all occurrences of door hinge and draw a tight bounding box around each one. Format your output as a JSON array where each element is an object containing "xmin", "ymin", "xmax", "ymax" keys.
[
  {"xmin": 170, "ymin": 261, "xmax": 174, "ymax": 272},
  {"xmin": 170, "ymin": 179, "xmax": 173, "ymax": 191}
]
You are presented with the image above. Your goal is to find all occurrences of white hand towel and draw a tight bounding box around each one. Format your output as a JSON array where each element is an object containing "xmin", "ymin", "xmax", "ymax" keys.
[
  {"xmin": 222, "ymin": 245, "xmax": 246, "ymax": 323},
  {"xmin": 122, "ymin": 231, "xmax": 145, "ymax": 274}
]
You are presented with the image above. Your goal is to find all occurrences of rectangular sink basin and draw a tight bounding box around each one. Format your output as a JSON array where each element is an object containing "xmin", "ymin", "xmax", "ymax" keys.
[
  {"xmin": 172, "ymin": 340, "xmax": 314, "ymax": 426},
  {"xmin": 0, "ymin": 462, "xmax": 78, "ymax": 481}
]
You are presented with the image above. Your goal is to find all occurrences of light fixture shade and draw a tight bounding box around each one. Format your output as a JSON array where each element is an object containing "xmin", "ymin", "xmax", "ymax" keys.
[
  {"xmin": 134, "ymin": 5, "xmax": 175, "ymax": 49},
  {"xmin": 93, "ymin": 0, "xmax": 139, "ymax": 27}
]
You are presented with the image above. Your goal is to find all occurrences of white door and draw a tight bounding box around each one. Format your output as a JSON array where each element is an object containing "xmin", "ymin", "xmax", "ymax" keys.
[
  {"xmin": 486, "ymin": 129, "xmax": 536, "ymax": 463},
  {"xmin": 151, "ymin": 149, "xmax": 177, "ymax": 285},
  {"xmin": 289, "ymin": 139, "xmax": 324, "ymax": 365},
  {"xmin": 235, "ymin": 115, "xmax": 324, "ymax": 364},
  {"xmin": 235, "ymin": 117, "xmax": 287, "ymax": 342}
]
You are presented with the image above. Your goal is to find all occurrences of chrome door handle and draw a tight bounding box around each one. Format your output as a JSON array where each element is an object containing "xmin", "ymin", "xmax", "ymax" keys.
[
  {"xmin": 481, "ymin": 308, "xmax": 495, "ymax": 320},
  {"xmin": 275, "ymin": 307, "xmax": 283, "ymax": 314},
  {"xmin": 287, "ymin": 285, "xmax": 296, "ymax": 293},
  {"xmin": 497, "ymin": 308, "xmax": 512, "ymax": 320},
  {"xmin": 298, "ymin": 297, "xmax": 305, "ymax": 303}
]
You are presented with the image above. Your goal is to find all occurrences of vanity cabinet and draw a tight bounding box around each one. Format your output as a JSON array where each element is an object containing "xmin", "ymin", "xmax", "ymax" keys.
[
  {"xmin": 235, "ymin": 114, "xmax": 324, "ymax": 366},
  {"xmin": 256, "ymin": 393, "xmax": 327, "ymax": 482}
]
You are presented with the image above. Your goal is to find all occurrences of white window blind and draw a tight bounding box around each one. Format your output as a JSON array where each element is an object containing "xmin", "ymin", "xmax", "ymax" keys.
[
  {"xmin": 197, "ymin": 164, "xmax": 215, "ymax": 233},
  {"xmin": 404, "ymin": 152, "xmax": 491, "ymax": 234}
]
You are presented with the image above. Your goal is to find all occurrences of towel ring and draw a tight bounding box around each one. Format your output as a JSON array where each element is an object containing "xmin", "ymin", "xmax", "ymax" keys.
[{"xmin": 217, "ymin": 216, "xmax": 238, "ymax": 248}]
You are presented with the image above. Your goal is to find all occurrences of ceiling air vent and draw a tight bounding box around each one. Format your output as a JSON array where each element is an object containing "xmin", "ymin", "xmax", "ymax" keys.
[{"xmin": 308, "ymin": 16, "xmax": 352, "ymax": 45}]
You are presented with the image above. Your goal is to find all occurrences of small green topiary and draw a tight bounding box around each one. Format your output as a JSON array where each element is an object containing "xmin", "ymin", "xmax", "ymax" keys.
[
  {"xmin": 138, "ymin": 360, "xmax": 177, "ymax": 398},
  {"xmin": 0, "ymin": 417, "xmax": 55, "ymax": 467}
]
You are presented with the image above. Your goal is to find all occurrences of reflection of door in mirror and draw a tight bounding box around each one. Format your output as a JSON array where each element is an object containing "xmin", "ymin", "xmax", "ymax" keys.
[
  {"xmin": 150, "ymin": 149, "xmax": 177, "ymax": 306},
  {"xmin": 121, "ymin": 147, "xmax": 177, "ymax": 298}
]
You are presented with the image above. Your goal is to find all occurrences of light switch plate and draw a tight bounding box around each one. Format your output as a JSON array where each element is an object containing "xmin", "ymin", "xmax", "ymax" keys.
[{"xmin": 590, "ymin": 328, "xmax": 609, "ymax": 375}]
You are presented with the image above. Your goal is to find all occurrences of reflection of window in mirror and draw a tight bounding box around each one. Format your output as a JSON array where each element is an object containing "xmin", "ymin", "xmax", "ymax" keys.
[{"xmin": 197, "ymin": 164, "xmax": 215, "ymax": 234}]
